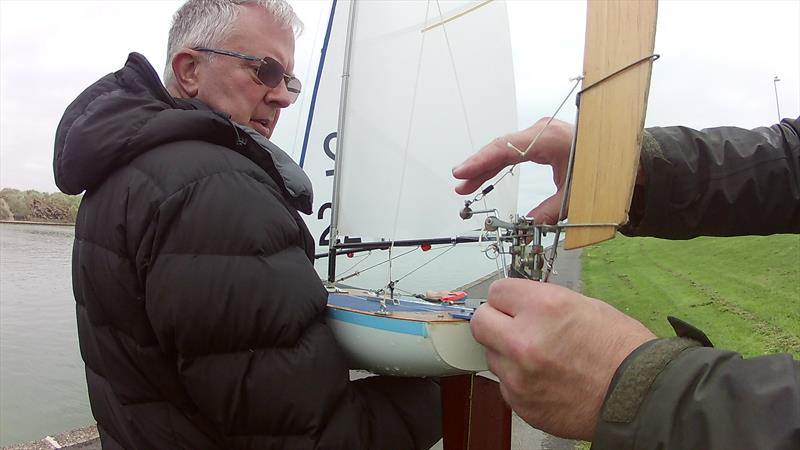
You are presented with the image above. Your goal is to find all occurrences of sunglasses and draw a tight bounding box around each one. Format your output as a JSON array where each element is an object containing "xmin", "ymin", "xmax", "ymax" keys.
[{"xmin": 193, "ymin": 47, "xmax": 301, "ymax": 104}]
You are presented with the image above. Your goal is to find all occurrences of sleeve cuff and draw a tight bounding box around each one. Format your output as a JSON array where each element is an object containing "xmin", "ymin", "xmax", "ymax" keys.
[{"xmin": 592, "ymin": 317, "xmax": 714, "ymax": 449}]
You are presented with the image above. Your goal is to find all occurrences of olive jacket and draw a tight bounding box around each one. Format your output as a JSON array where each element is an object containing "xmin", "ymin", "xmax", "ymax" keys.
[{"xmin": 593, "ymin": 117, "xmax": 800, "ymax": 449}]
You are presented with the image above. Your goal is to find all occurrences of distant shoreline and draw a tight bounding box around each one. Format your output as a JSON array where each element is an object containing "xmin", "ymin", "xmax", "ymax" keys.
[{"xmin": 0, "ymin": 220, "xmax": 74, "ymax": 227}]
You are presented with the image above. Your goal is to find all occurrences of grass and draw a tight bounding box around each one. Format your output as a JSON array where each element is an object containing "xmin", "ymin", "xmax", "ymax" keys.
[
  {"xmin": 581, "ymin": 234, "xmax": 800, "ymax": 358},
  {"xmin": 570, "ymin": 234, "xmax": 799, "ymax": 450}
]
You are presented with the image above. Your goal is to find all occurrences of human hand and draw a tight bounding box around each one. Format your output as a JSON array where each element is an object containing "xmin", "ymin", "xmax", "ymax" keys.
[
  {"xmin": 452, "ymin": 117, "xmax": 574, "ymax": 224},
  {"xmin": 470, "ymin": 278, "xmax": 656, "ymax": 440}
]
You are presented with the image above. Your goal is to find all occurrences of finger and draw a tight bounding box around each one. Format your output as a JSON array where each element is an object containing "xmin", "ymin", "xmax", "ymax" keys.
[
  {"xmin": 483, "ymin": 350, "xmax": 519, "ymax": 406},
  {"xmin": 454, "ymin": 167, "xmax": 504, "ymax": 195},
  {"xmin": 526, "ymin": 191, "xmax": 565, "ymax": 225},
  {"xmin": 497, "ymin": 380, "xmax": 516, "ymax": 411},
  {"xmin": 486, "ymin": 352, "xmax": 534, "ymax": 415},
  {"xmin": 486, "ymin": 278, "xmax": 539, "ymax": 317},
  {"xmin": 470, "ymin": 302, "xmax": 514, "ymax": 352},
  {"xmin": 484, "ymin": 349, "xmax": 517, "ymax": 386},
  {"xmin": 452, "ymin": 137, "xmax": 520, "ymax": 180},
  {"xmin": 454, "ymin": 178, "xmax": 481, "ymax": 195}
]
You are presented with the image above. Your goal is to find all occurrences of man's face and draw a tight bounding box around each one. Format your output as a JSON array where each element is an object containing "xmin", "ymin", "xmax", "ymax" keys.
[{"xmin": 194, "ymin": 5, "xmax": 295, "ymax": 138}]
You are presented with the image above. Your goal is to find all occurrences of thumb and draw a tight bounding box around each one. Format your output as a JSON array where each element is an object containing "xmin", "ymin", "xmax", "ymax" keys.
[{"xmin": 527, "ymin": 191, "xmax": 565, "ymax": 225}]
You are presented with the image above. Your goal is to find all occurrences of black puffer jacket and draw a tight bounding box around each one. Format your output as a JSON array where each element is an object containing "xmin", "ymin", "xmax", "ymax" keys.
[
  {"xmin": 54, "ymin": 52, "xmax": 441, "ymax": 450},
  {"xmin": 593, "ymin": 118, "xmax": 800, "ymax": 449}
]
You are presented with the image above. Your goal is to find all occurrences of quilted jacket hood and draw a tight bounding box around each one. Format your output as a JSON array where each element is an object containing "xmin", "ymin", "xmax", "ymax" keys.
[{"xmin": 53, "ymin": 52, "xmax": 313, "ymax": 213}]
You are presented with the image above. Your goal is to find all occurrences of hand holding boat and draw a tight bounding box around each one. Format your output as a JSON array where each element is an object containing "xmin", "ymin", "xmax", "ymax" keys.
[{"xmin": 470, "ymin": 278, "xmax": 655, "ymax": 440}]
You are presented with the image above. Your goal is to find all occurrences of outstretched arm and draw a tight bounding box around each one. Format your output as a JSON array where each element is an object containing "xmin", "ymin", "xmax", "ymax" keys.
[
  {"xmin": 456, "ymin": 117, "xmax": 800, "ymax": 236},
  {"xmin": 623, "ymin": 117, "xmax": 800, "ymax": 238}
]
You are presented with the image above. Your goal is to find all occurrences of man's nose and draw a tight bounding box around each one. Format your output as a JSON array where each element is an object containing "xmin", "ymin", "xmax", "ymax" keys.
[{"xmin": 265, "ymin": 80, "xmax": 292, "ymax": 108}]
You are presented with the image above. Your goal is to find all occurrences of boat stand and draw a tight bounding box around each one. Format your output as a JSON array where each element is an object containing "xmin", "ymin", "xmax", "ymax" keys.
[{"xmin": 441, "ymin": 374, "xmax": 511, "ymax": 450}]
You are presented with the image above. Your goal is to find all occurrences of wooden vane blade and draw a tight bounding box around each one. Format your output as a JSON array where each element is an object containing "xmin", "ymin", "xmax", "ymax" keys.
[{"xmin": 564, "ymin": 0, "xmax": 658, "ymax": 250}]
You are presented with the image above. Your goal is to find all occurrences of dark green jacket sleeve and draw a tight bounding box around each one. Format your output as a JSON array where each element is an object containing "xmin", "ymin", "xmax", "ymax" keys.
[
  {"xmin": 621, "ymin": 117, "xmax": 800, "ymax": 238},
  {"xmin": 595, "ymin": 118, "xmax": 800, "ymax": 449},
  {"xmin": 593, "ymin": 336, "xmax": 800, "ymax": 450}
]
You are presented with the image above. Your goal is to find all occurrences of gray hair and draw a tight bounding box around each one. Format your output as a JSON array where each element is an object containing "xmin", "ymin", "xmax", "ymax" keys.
[{"xmin": 163, "ymin": 0, "xmax": 303, "ymax": 86}]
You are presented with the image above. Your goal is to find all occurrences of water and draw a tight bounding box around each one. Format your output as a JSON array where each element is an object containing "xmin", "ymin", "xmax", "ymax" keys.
[
  {"xmin": 0, "ymin": 222, "xmax": 548, "ymax": 446},
  {"xmin": 0, "ymin": 223, "xmax": 91, "ymax": 447}
]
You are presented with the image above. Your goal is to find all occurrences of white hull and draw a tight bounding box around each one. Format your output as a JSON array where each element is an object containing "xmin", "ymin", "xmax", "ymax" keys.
[{"xmin": 326, "ymin": 289, "xmax": 487, "ymax": 377}]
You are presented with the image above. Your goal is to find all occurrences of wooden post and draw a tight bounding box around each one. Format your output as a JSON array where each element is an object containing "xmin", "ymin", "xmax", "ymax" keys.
[{"xmin": 441, "ymin": 374, "xmax": 511, "ymax": 450}]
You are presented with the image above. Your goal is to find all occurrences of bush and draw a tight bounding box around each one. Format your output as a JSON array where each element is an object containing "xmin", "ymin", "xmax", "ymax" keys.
[
  {"xmin": 0, "ymin": 188, "xmax": 82, "ymax": 223},
  {"xmin": 0, "ymin": 198, "xmax": 13, "ymax": 220}
]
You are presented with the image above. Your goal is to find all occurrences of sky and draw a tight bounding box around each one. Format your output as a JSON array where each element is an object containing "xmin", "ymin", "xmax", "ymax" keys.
[{"xmin": 1, "ymin": 0, "xmax": 798, "ymax": 212}]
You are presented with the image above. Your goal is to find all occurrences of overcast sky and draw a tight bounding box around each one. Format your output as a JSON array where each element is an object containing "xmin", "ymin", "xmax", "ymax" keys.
[{"xmin": 1, "ymin": 0, "xmax": 798, "ymax": 211}]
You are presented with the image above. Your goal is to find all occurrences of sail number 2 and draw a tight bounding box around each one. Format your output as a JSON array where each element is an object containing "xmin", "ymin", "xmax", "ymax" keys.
[{"xmin": 317, "ymin": 132, "xmax": 362, "ymax": 247}]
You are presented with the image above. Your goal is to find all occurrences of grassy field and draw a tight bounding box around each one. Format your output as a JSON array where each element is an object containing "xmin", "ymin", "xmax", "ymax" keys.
[{"xmin": 581, "ymin": 234, "xmax": 800, "ymax": 358}]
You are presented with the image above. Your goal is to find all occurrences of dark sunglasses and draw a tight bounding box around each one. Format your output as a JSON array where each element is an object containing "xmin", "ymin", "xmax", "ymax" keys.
[{"xmin": 193, "ymin": 47, "xmax": 301, "ymax": 104}]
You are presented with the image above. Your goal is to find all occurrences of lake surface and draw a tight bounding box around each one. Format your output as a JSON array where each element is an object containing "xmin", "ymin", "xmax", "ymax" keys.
[
  {"xmin": 0, "ymin": 221, "xmax": 540, "ymax": 446},
  {"xmin": 0, "ymin": 223, "xmax": 90, "ymax": 447}
]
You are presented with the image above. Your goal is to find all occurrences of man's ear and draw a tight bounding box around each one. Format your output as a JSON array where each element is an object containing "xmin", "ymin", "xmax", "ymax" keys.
[{"xmin": 170, "ymin": 50, "xmax": 201, "ymax": 97}]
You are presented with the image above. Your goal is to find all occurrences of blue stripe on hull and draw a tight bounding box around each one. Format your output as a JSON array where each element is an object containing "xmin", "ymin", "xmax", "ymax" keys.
[{"xmin": 327, "ymin": 307, "xmax": 428, "ymax": 337}]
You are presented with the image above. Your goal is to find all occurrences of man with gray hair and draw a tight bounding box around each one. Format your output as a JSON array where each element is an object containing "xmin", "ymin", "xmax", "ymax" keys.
[{"xmin": 53, "ymin": 1, "xmax": 441, "ymax": 448}]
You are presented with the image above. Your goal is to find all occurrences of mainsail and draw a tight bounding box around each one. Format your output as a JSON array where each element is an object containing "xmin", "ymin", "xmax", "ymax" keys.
[{"xmin": 301, "ymin": 0, "xmax": 518, "ymax": 253}]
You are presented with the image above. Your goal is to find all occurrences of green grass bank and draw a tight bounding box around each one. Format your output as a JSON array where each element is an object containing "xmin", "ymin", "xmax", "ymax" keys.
[{"xmin": 581, "ymin": 234, "xmax": 800, "ymax": 358}]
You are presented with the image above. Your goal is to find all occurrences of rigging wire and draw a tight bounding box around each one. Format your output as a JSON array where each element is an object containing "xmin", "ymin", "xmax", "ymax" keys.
[
  {"xmin": 336, "ymin": 243, "xmax": 457, "ymax": 293},
  {"xmin": 337, "ymin": 250, "xmax": 373, "ymax": 277},
  {"xmin": 336, "ymin": 246, "xmax": 419, "ymax": 283},
  {"xmin": 386, "ymin": 1, "xmax": 432, "ymax": 282},
  {"xmin": 507, "ymin": 77, "xmax": 583, "ymax": 158},
  {"xmin": 393, "ymin": 243, "xmax": 457, "ymax": 284},
  {"xmin": 435, "ymin": 0, "xmax": 475, "ymax": 151}
]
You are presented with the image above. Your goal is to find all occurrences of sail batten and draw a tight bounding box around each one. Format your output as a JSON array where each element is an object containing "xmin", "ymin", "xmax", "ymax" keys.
[{"xmin": 421, "ymin": 0, "xmax": 494, "ymax": 33}]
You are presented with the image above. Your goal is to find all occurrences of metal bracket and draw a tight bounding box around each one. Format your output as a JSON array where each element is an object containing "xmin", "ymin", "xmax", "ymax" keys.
[
  {"xmin": 460, "ymin": 200, "xmax": 619, "ymax": 281},
  {"xmin": 484, "ymin": 216, "xmax": 549, "ymax": 280}
]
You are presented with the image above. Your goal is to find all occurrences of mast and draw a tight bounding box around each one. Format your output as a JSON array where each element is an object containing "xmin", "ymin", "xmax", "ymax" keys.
[{"xmin": 327, "ymin": 0, "xmax": 359, "ymax": 282}]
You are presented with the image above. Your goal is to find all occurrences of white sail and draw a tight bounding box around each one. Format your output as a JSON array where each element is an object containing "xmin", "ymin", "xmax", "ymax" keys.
[{"xmin": 333, "ymin": 0, "xmax": 518, "ymax": 242}]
